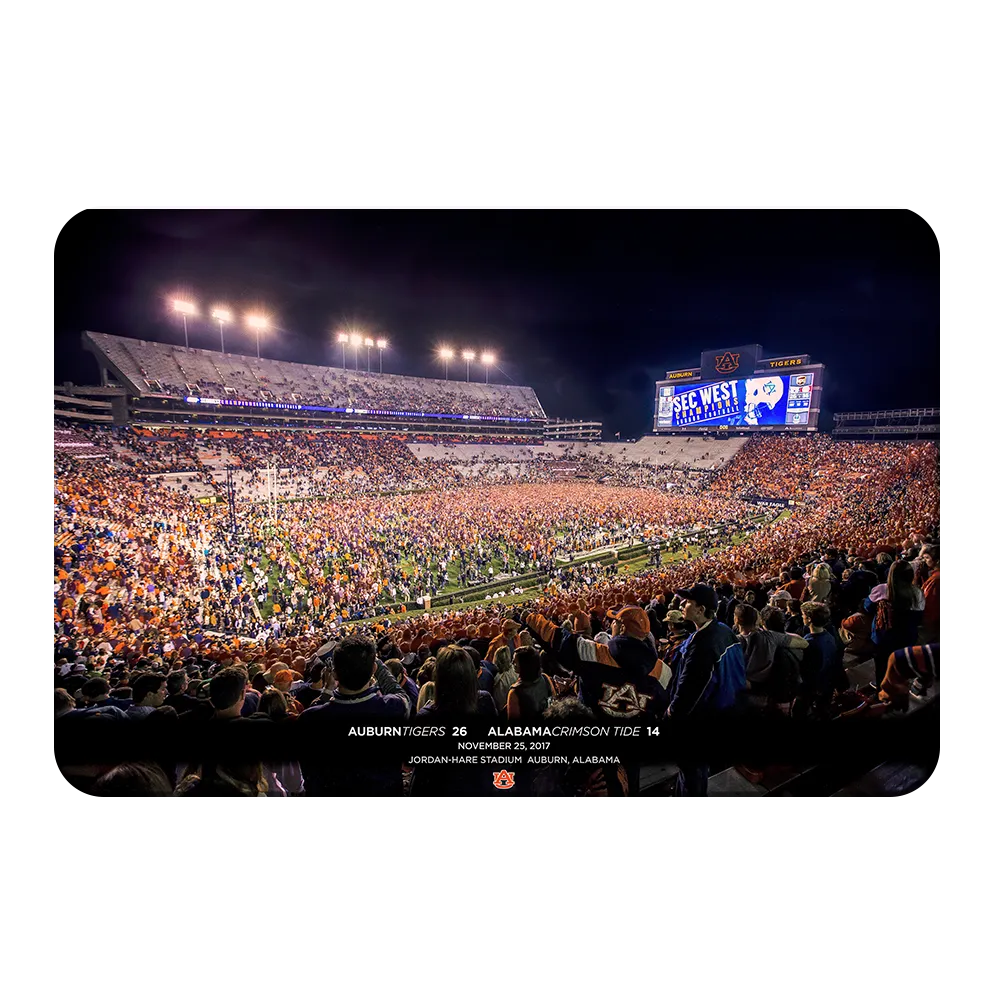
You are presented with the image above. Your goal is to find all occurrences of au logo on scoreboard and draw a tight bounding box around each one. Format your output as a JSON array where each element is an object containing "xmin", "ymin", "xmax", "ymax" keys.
[
  {"xmin": 714, "ymin": 351, "xmax": 740, "ymax": 374},
  {"xmin": 700, "ymin": 344, "xmax": 758, "ymax": 379}
]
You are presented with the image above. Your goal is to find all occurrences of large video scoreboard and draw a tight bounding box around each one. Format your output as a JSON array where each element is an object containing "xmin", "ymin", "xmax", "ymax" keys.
[{"xmin": 653, "ymin": 344, "xmax": 823, "ymax": 432}]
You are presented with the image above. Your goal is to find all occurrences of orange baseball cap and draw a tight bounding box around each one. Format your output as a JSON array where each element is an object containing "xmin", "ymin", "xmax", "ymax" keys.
[{"xmin": 606, "ymin": 605, "xmax": 651, "ymax": 639}]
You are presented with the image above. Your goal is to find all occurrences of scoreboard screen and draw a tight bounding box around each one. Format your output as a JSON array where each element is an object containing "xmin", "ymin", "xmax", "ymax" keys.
[{"xmin": 655, "ymin": 373, "xmax": 817, "ymax": 429}]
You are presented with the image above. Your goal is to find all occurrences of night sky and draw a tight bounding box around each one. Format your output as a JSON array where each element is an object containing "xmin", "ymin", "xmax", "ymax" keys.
[{"xmin": 54, "ymin": 210, "xmax": 939, "ymax": 439}]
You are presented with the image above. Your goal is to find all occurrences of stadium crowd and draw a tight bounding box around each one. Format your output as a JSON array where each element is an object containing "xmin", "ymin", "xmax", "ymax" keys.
[{"xmin": 54, "ymin": 427, "xmax": 939, "ymax": 795}]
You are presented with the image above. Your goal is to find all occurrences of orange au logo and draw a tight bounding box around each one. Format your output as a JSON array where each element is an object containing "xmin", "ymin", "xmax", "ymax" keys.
[
  {"xmin": 715, "ymin": 351, "xmax": 740, "ymax": 374},
  {"xmin": 493, "ymin": 769, "xmax": 516, "ymax": 790}
]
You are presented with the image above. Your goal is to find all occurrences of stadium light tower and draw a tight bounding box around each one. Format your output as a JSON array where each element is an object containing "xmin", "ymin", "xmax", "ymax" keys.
[
  {"xmin": 376, "ymin": 338, "xmax": 388, "ymax": 374},
  {"xmin": 212, "ymin": 307, "xmax": 232, "ymax": 353},
  {"xmin": 364, "ymin": 336, "xmax": 375, "ymax": 373},
  {"xmin": 438, "ymin": 346, "xmax": 454, "ymax": 380},
  {"xmin": 246, "ymin": 314, "xmax": 270, "ymax": 359},
  {"xmin": 350, "ymin": 332, "xmax": 362, "ymax": 370},
  {"xmin": 172, "ymin": 299, "xmax": 197, "ymax": 348},
  {"xmin": 462, "ymin": 349, "xmax": 476, "ymax": 381},
  {"xmin": 481, "ymin": 352, "xmax": 495, "ymax": 384},
  {"xmin": 336, "ymin": 331, "xmax": 349, "ymax": 368}
]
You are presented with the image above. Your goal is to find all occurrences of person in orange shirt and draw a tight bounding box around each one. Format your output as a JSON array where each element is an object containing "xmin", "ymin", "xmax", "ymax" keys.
[
  {"xmin": 920, "ymin": 544, "xmax": 940, "ymax": 640},
  {"xmin": 486, "ymin": 618, "xmax": 518, "ymax": 663}
]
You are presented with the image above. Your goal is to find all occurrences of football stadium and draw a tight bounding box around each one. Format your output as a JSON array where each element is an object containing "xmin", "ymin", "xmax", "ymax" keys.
[{"xmin": 54, "ymin": 213, "xmax": 940, "ymax": 797}]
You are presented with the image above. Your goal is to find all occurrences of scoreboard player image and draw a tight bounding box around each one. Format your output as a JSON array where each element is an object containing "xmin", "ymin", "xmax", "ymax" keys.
[
  {"xmin": 743, "ymin": 376, "xmax": 784, "ymax": 424},
  {"xmin": 655, "ymin": 373, "xmax": 815, "ymax": 429}
]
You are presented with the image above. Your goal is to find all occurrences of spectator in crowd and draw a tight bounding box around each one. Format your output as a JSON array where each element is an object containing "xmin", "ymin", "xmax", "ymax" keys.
[
  {"xmin": 298, "ymin": 637, "xmax": 410, "ymax": 795},
  {"xmin": 250, "ymin": 691, "xmax": 305, "ymax": 793},
  {"xmin": 164, "ymin": 670, "xmax": 199, "ymax": 714},
  {"xmin": 76, "ymin": 677, "xmax": 129, "ymax": 717},
  {"xmin": 505, "ymin": 646, "xmax": 556, "ymax": 722},
  {"xmin": 532, "ymin": 698, "xmax": 630, "ymax": 796},
  {"xmin": 490, "ymin": 645, "xmax": 517, "ymax": 717},
  {"xmin": 55, "ymin": 688, "xmax": 77, "ymax": 720},
  {"xmin": 734, "ymin": 603, "xmax": 807, "ymax": 707},
  {"xmin": 806, "ymin": 563, "xmax": 833, "ymax": 604},
  {"xmin": 667, "ymin": 584, "xmax": 745, "ymax": 796},
  {"xmin": 716, "ymin": 583, "xmax": 737, "ymax": 629},
  {"xmin": 383, "ymin": 657, "xmax": 420, "ymax": 706},
  {"xmin": 291, "ymin": 661, "xmax": 333, "ymax": 710},
  {"xmin": 658, "ymin": 609, "xmax": 694, "ymax": 671},
  {"xmin": 920, "ymin": 545, "xmax": 940, "ymax": 640},
  {"xmin": 486, "ymin": 619, "xmax": 519, "ymax": 664},
  {"xmin": 879, "ymin": 643, "xmax": 940, "ymax": 708},
  {"xmin": 875, "ymin": 551, "xmax": 894, "ymax": 583},
  {"xmin": 866, "ymin": 561, "xmax": 925, "ymax": 691},
  {"xmin": 785, "ymin": 567, "xmax": 807, "ymax": 601},
  {"xmin": 768, "ymin": 590, "xmax": 795, "ymax": 626},
  {"xmin": 415, "ymin": 681, "xmax": 435, "ymax": 713},
  {"xmin": 93, "ymin": 762, "xmax": 174, "ymax": 796},
  {"xmin": 785, "ymin": 600, "xmax": 806, "ymax": 636},
  {"xmin": 418, "ymin": 645, "xmax": 497, "ymax": 718},
  {"xmin": 176, "ymin": 760, "xmax": 277, "ymax": 796},
  {"xmin": 207, "ymin": 667, "xmax": 253, "ymax": 720},
  {"xmin": 795, "ymin": 601, "xmax": 846, "ymax": 717},
  {"xmin": 271, "ymin": 669, "xmax": 304, "ymax": 716}
]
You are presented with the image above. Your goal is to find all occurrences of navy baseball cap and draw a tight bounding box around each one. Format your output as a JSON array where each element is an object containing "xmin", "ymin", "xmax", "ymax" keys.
[{"xmin": 676, "ymin": 584, "xmax": 718, "ymax": 613}]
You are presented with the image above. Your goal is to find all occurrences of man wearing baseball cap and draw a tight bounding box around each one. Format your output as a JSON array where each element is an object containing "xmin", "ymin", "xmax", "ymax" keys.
[
  {"xmin": 666, "ymin": 583, "xmax": 746, "ymax": 796},
  {"xmin": 660, "ymin": 609, "xmax": 694, "ymax": 670},
  {"xmin": 768, "ymin": 590, "xmax": 795, "ymax": 627}
]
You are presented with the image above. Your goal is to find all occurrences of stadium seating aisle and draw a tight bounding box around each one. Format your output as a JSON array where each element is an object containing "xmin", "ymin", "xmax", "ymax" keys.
[{"xmin": 833, "ymin": 761, "xmax": 935, "ymax": 796}]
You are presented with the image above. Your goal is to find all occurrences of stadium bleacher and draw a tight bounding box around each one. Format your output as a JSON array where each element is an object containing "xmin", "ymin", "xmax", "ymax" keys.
[
  {"xmin": 405, "ymin": 436, "xmax": 747, "ymax": 469},
  {"xmin": 84, "ymin": 331, "xmax": 546, "ymax": 419}
]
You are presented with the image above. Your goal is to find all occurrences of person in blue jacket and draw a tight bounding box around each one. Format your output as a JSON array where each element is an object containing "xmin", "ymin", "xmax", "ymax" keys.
[{"xmin": 666, "ymin": 584, "xmax": 746, "ymax": 796}]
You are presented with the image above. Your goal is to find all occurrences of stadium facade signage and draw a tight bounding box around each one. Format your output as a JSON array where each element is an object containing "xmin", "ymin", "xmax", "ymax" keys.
[
  {"xmin": 700, "ymin": 344, "xmax": 759, "ymax": 379},
  {"xmin": 182, "ymin": 395, "xmax": 535, "ymax": 424},
  {"xmin": 739, "ymin": 494, "xmax": 792, "ymax": 507},
  {"xmin": 762, "ymin": 355, "xmax": 810, "ymax": 369}
]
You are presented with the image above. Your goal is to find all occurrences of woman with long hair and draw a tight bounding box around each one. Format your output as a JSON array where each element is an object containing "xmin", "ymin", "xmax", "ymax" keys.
[
  {"xmin": 490, "ymin": 644, "xmax": 517, "ymax": 716},
  {"xmin": 807, "ymin": 562, "xmax": 832, "ymax": 604},
  {"xmin": 252, "ymin": 689, "xmax": 304, "ymax": 794},
  {"xmin": 415, "ymin": 680, "xmax": 435, "ymax": 713},
  {"xmin": 256, "ymin": 689, "xmax": 289, "ymax": 719},
  {"xmin": 866, "ymin": 560, "xmax": 925, "ymax": 689},
  {"xmin": 416, "ymin": 645, "xmax": 498, "ymax": 718},
  {"xmin": 506, "ymin": 646, "xmax": 556, "ymax": 722}
]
